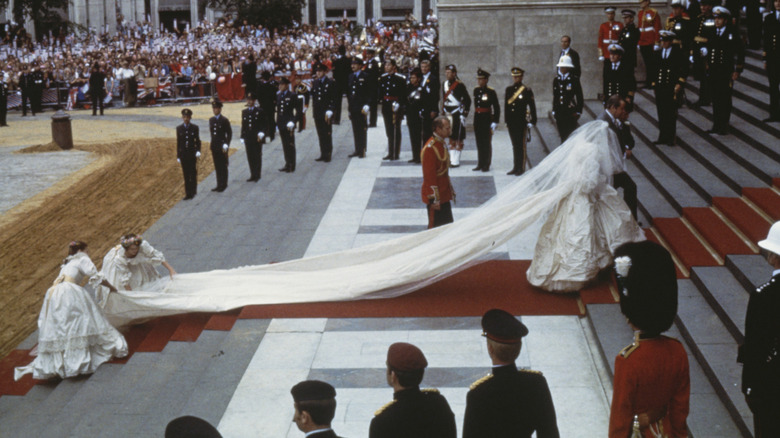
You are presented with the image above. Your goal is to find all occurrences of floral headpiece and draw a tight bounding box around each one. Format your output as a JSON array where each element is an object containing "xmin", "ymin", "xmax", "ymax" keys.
[
  {"xmin": 614, "ymin": 255, "xmax": 632, "ymax": 297},
  {"xmin": 120, "ymin": 235, "xmax": 143, "ymax": 249}
]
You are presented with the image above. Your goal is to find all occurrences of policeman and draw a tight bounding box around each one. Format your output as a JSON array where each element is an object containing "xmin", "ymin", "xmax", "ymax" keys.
[
  {"xmin": 441, "ymin": 64, "xmax": 471, "ymax": 167},
  {"xmin": 0, "ymin": 71, "xmax": 8, "ymax": 127},
  {"xmin": 369, "ymin": 342, "xmax": 457, "ymax": 438},
  {"xmin": 472, "ymin": 68, "xmax": 500, "ymax": 172},
  {"xmin": 505, "ymin": 67, "xmax": 537, "ymax": 175},
  {"xmin": 276, "ymin": 77, "xmax": 301, "ymax": 172},
  {"xmin": 763, "ymin": 0, "xmax": 780, "ymax": 122},
  {"xmin": 691, "ymin": 0, "xmax": 717, "ymax": 107},
  {"xmin": 598, "ymin": 7, "xmax": 624, "ymax": 63},
  {"xmin": 290, "ymin": 380, "xmax": 343, "ymax": 438},
  {"xmin": 618, "ymin": 10, "xmax": 641, "ymax": 72},
  {"xmin": 378, "ymin": 59, "xmax": 407, "ymax": 161},
  {"xmin": 347, "ymin": 58, "xmax": 370, "ymax": 158},
  {"xmin": 209, "ymin": 98, "xmax": 232, "ymax": 191},
  {"xmin": 703, "ymin": 6, "xmax": 745, "ymax": 135},
  {"xmin": 406, "ymin": 68, "xmax": 435, "ymax": 164},
  {"xmin": 552, "ymin": 56, "xmax": 584, "ymax": 142},
  {"xmin": 176, "ymin": 108, "xmax": 202, "ymax": 200},
  {"xmin": 463, "ymin": 309, "xmax": 559, "ymax": 438},
  {"xmin": 311, "ymin": 63, "xmax": 337, "ymax": 162},
  {"xmin": 603, "ymin": 44, "xmax": 637, "ymax": 108},
  {"xmin": 293, "ymin": 75, "xmax": 310, "ymax": 133},
  {"xmin": 241, "ymin": 92, "xmax": 265, "ymax": 181},
  {"xmin": 653, "ymin": 31, "xmax": 688, "ymax": 146},
  {"xmin": 365, "ymin": 47, "xmax": 381, "ymax": 127},
  {"xmin": 638, "ymin": 0, "xmax": 662, "ymax": 88}
]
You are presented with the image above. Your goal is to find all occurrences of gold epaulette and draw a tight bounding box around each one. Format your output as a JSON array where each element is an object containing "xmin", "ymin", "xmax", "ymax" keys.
[
  {"xmin": 519, "ymin": 368, "xmax": 543, "ymax": 376},
  {"xmin": 487, "ymin": 86, "xmax": 494, "ymax": 91},
  {"xmin": 374, "ymin": 400, "xmax": 396, "ymax": 416},
  {"xmin": 470, "ymin": 374, "xmax": 493, "ymax": 390},
  {"xmin": 619, "ymin": 341, "xmax": 640, "ymax": 358},
  {"xmin": 421, "ymin": 388, "xmax": 440, "ymax": 394}
]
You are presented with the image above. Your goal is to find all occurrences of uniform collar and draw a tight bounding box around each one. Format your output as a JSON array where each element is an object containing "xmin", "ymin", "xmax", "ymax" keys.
[
  {"xmin": 393, "ymin": 386, "xmax": 421, "ymax": 400},
  {"xmin": 773, "ymin": 268, "xmax": 780, "ymax": 278}
]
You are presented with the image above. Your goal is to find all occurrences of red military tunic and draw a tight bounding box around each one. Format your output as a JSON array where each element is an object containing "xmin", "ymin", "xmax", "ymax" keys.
[
  {"xmin": 638, "ymin": 7, "xmax": 662, "ymax": 47},
  {"xmin": 599, "ymin": 21, "xmax": 625, "ymax": 58},
  {"xmin": 421, "ymin": 134, "xmax": 454, "ymax": 205},
  {"xmin": 609, "ymin": 334, "xmax": 690, "ymax": 438}
]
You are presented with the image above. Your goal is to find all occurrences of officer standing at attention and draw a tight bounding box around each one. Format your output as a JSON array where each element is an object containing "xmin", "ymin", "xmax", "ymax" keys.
[
  {"xmin": 638, "ymin": 0, "xmax": 662, "ymax": 88},
  {"xmin": 209, "ymin": 99, "xmax": 232, "ymax": 192},
  {"xmin": 652, "ymin": 31, "xmax": 688, "ymax": 146},
  {"xmin": 369, "ymin": 342, "xmax": 457, "ymax": 438},
  {"xmin": 0, "ymin": 71, "xmax": 9, "ymax": 127},
  {"xmin": 276, "ymin": 77, "xmax": 301, "ymax": 172},
  {"xmin": 406, "ymin": 68, "xmax": 436, "ymax": 164},
  {"xmin": 177, "ymin": 108, "xmax": 201, "ymax": 200},
  {"xmin": 258, "ymin": 71, "xmax": 278, "ymax": 141},
  {"xmin": 472, "ymin": 68, "xmax": 500, "ymax": 172},
  {"xmin": 702, "ymin": 6, "xmax": 744, "ymax": 135},
  {"xmin": 293, "ymin": 75, "xmax": 310, "ymax": 133},
  {"xmin": 290, "ymin": 380, "xmax": 343, "ymax": 438},
  {"xmin": 602, "ymin": 44, "xmax": 636, "ymax": 108},
  {"xmin": 691, "ymin": 0, "xmax": 716, "ymax": 107},
  {"xmin": 505, "ymin": 67, "xmax": 537, "ymax": 175},
  {"xmin": 421, "ymin": 116, "xmax": 456, "ymax": 229},
  {"xmin": 666, "ymin": 0, "xmax": 693, "ymax": 54},
  {"xmin": 241, "ymin": 92, "xmax": 265, "ymax": 182},
  {"xmin": 441, "ymin": 64, "xmax": 471, "ymax": 167},
  {"xmin": 31, "ymin": 64, "xmax": 44, "ymax": 114},
  {"xmin": 763, "ymin": 0, "xmax": 780, "ymax": 122},
  {"xmin": 598, "ymin": 7, "xmax": 624, "ymax": 65},
  {"xmin": 311, "ymin": 63, "xmax": 337, "ymax": 162},
  {"xmin": 365, "ymin": 47, "xmax": 381, "ymax": 128},
  {"xmin": 347, "ymin": 58, "xmax": 370, "ymax": 158},
  {"xmin": 552, "ymin": 56, "xmax": 584, "ymax": 142},
  {"xmin": 618, "ymin": 10, "xmax": 641, "ymax": 73},
  {"xmin": 463, "ymin": 309, "xmax": 559, "ymax": 438},
  {"xmin": 379, "ymin": 59, "xmax": 407, "ymax": 161}
]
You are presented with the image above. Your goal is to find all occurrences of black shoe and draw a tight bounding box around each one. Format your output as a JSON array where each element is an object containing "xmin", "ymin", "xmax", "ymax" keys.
[
  {"xmin": 211, "ymin": 187, "xmax": 220, "ymax": 191},
  {"xmin": 323, "ymin": 158, "xmax": 331, "ymax": 163},
  {"xmin": 278, "ymin": 166, "xmax": 290, "ymax": 172},
  {"xmin": 216, "ymin": 187, "xmax": 226, "ymax": 192},
  {"xmin": 315, "ymin": 156, "xmax": 325, "ymax": 161},
  {"xmin": 383, "ymin": 155, "xmax": 392, "ymax": 160},
  {"xmin": 408, "ymin": 159, "xmax": 417, "ymax": 163},
  {"xmin": 92, "ymin": 113, "xmax": 97, "ymax": 116},
  {"xmin": 472, "ymin": 166, "xmax": 483, "ymax": 171},
  {"xmin": 482, "ymin": 167, "xmax": 490, "ymax": 172},
  {"xmin": 348, "ymin": 152, "xmax": 360, "ymax": 157},
  {"xmin": 247, "ymin": 177, "xmax": 257, "ymax": 182},
  {"xmin": 507, "ymin": 169, "xmax": 518, "ymax": 175},
  {"xmin": 359, "ymin": 153, "xmax": 365, "ymax": 159},
  {"xmin": 706, "ymin": 129, "xmax": 717, "ymax": 134},
  {"xmin": 183, "ymin": 196, "xmax": 193, "ymax": 200}
]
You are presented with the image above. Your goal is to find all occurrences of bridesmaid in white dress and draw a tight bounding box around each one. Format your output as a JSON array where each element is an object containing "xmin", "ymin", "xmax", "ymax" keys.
[{"xmin": 15, "ymin": 241, "xmax": 128, "ymax": 381}]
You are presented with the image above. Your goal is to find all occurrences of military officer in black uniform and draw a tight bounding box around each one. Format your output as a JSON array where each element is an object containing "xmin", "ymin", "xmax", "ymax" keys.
[
  {"xmin": 602, "ymin": 44, "xmax": 637, "ymax": 108},
  {"xmin": 176, "ymin": 108, "xmax": 201, "ymax": 200},
  {"xmin": 241, "ymin": 92, "xmax": 265, "ymax": 182},
  {"xmin": 702, "ymin": 6, "xmax": 745, "ymax": 135},
  {"xmin": 276, "ymin": 77, "xmax": 301, "ymax": 172},
  {"xmin": 763, "ymin": 0, "xmax": 780, "ymax": 122},
  {"xmin": 369, "ymin": 342, "xmax": 457, "ymax": 438},
  {"xmin": 0, "ymin": 72, "xmax": 8, "ymax": 127},
  {"xmin": 653, "ymin": 31, "xmax": 688, "ymax": 145},
  {"xmin": 365, "ymin": 47, "xmax": 381, "ymax": 127},
  {"xmin": 552, "ymin": 55, "xmax": 584, "ymax": 142},
  {"xmin": 738, "ymin": 221, "xmax": 780, "ymax": 438},
  {"xmin": 347, "ymin": 58, "xmax": 370, "ymax": 158},
  {"xmin": 472, "ymin": 68, "xmax": 500, "ymax": 172},
  {"xmin": 692, "ymin": 0, "xmax": 717, "ymax": 107},
  {"xmin": 258, "ymin": 71, "xmax": 278, "ymax": 141},
  {"xmin": 311, "ymin": 63, "xmax": 337, "ymax": 162},
  {"xmin": 441, "ymin": 64, "xmax": 471, "ymax": 167},
  {"xmin": 209, "ymin": 99, "xmax": 232, "ymax": 191},
  {"xmin": 293, "ymin": 76, "xmax": 310, "ymax": 133},
  {"xmin": 619, "ymin": 10, "xmax": 641, "ymax": 72},
  {"xmin": 420, "ymin": 60, "xmax": 440, "ymax": 146},
  {"xmin": 379, "ymin": 59, "xmax": 407, "ymax": 161},
  {"xmin": 19, "ymin": 64, "xmax": 35, "ymax": 116},
  {"xmin": 463, "ymin": 309, "xmax": 559, "ymax": 438},
  {"xmin": 31, "ymin": 65, "xmax": 44, "ymax": 114},
  {"xmin": 291, "ymin": 380, "xmax": 343, "ymax": 438},
  {"xmin": 406, "ymin": 68, "xmax": 436, "ymax": 164},
  {"xmin": 505, "ymin": 67, "xmax": 537, "ymax": 175},
  {"xmin": 667, "ymin": 0, "xmax": 693, "ymax": 54}
]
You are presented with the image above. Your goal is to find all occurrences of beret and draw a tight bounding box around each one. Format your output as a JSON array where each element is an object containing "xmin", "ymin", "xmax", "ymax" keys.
[{"xmin": 387, "ymin": 342, "xmax": 428, "ymax": 371}]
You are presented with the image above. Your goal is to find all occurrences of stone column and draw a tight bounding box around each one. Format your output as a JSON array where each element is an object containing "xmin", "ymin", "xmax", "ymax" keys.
[
  {"xmin": 302, "ymin": 0, "xmax": 310, "ymax": 25},
  {"xmin": 88, "ymin": 0, "xmax": 106, "ymax": 30},
  {"xmin": 190, "ymin": 0, "xmax": 198, "ymax": 26},
  {"xmin": 104, "ymin": 0, "xmax": 117, "ymax": 33},
  {"xmin": 372, "ymin": 0, "xmax": 381, "ymax": 22},
  {"xmin": 70, "ymin": 0, "xmax": 88, "ymax": 28},
  {"xmin": 414, "ymin": 0, "xmax": 421, "ymax": 23},
  {"xmin": 152, "ymin": 0, "xmax": 160, "ymax": 32},
  {"xmin": 357, "ymin": 0, "xmax": 365, "ymax": 25},
  {"xmin": 316, "ymin": 0, "xmax": 325, "ymax": 24}
]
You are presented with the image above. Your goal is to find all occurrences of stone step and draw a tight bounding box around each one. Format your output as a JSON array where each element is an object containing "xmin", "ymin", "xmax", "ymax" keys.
[
  {"xmin": 725, "ymin": 254, "xmax": 771, "ymax": 294},
  {"xmin": 690, "ymin": 266, "xmax": 750, "ymax": 344}
]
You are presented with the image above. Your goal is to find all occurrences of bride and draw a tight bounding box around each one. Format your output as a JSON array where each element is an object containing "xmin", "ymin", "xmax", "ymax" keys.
[{"xmin": 100, "ymin": 119, "xmax": 644, "ymax": 327}]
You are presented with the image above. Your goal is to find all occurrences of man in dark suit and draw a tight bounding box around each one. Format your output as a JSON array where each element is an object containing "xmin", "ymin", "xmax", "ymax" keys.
[
  {"xmin": 311, "ymin": 63, "xmax": 337, "ymax": 162},
  {"xmin": 276, "ymin": 77, "xmax": 301, "ymax": 172},
  {"xmin": 291, "ymin": 380, "xmax": 342, "ymax": 438},
  {"xmin": 703, "ymin": 6, "xmax": 745, "ymax": 135},
  {"xmin": 209, "ymin": 99, "xmax": 232, "ymax": 191},
  {"xmin": 89, "ymin": 63, "xmax": 105, "ymax": 116},
  {"xmin": 331, "ymin": 45, "xmax": 351, "ymax": 124},
  {"xmin": 379, "ymin": 59, "xmax": 407, "ymax": 161},
  {"xmin": 406, "ymin": 68, "xmax": 436, "ymax": 164},
  {"xmin": 241, "ymin": 92, "xmax": 265, "ymax": 182},
  {"xmin": 763, "ymin": 0, "xmax": 780, "ymax": 122},
  {"xmin": 258, "ymin": 71, "xmax": 277, "ymax": 141},
  {"xmin": 602, "ymin": 44, "xmax": 636, "ymax": 108},
  {"xmin": 347, "ymin": 58, "xmax": 370, "ymax": 158},
  {"xmin": 242, "ymin": 54, "xmax": 257, "ymax": 98},
  {"xmin": 552, "ymin": 55, "xmax": 583, "ymax": 142},
  {"xmin": 505, "ymin": 67, "xmax": 537, "ymax": 175},
  {"xmin": 19, "ymin": 64, "xmax": 35, "ymax": 116},
  {"xmin": 369, "ymin": 342, "xmax": 457, "ymax": 438},
  {"xmin": 598, "ymin": 95, "xmax": 637, "ymax": 219},
  {"xmin": 176, "ymin": 108, "xmax": 201, "ymax": 200},
  {"xmin": 463, "ymin": 309, "xmax": 559, "ymax": 438},
  {"xmin": 652, "ymin": 31, "xmax": 689, "ymax": 145},
  {"xmin": 420, "ymin": 59, "xmax": 440, "ymax": 145},
  {"xmin": 557, "ymin": 35, "xmax": 581, "ymax": 78}
]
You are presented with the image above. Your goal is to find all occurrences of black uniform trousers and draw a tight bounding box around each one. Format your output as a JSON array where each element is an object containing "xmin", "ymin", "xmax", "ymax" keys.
[
  {"xmin": 21, "ymin": 89, "xmax": 33, "ymax": 115},
  {"xmin": 278, "ymin": 124, "xmax": 296, "ymax": 170},
  {"xmin": 613, "ymin": 172, "xmax": 638, "ymax": 219},
  {"xmin": 554, "ymin": 113, "xmax": 578, "ymax": 142},
  {"xmin": 708, "ymin": 67, "xmax": 734, "ymax": 130},
  {"xmin": 369, "ymin": 96, "xmax": 378, "ymax": 127},
  {"xmin": 407, "ymin": 113, "xmax": 423, "ymax": 162},
  {"xmin": 0, "ymin": 95, "xmax": 7, "ymax": 126},
  {"xmin": 382, "ymin": 103, "xmax": 402, "ymax": 159},
  {"xmin": 180, "ymin": 156, "xmax": 198, "ymax": 198},
  {"xmin": 693, "ymin": 54, "xmax": 711, "ymax": 105},
  {"xmin": 422, "ymin": 114, "xmax": 434, "ymax": 148},
  {"xmin": 768, "ymin": 61, "xmax": 780, "ymax": 120},
  {"xmin": 32, "ymin": 86, "xmax": 43, "ymax": 113},
  {"xmin": 350, "ymin": 110, "xmax": 367, "ymax": 156},
  {"xmin": 211, "ymin": 147, "xmax": 229, "ymax": 188},
  {"xmin": 473, "ymin": 114, "xmax": 493, "ymax": 170},
  {"xmin": 245, "ymin": 137, "xmax": 263, "ymax": 179},
  {"xmin": 640, "ymin": 45, "xmax": 657, "ymax": 86},
  {"xmin": 654, "ymin": 85, "xmax": 678, "ymax": 143},
  {"xmin": 91, "ymin": 90, "xmax": 104, "ymax": 115},
  {"xmin": 427, "ymin": 201, "xmax": 453, "ymax": 229},
  {"xmin": 313, "ymin": 111, "xmax": 333, "ymax": 160},
  {"xmin": 333, "ymin": 87, "xmax": 344, "ymax": 124},
  {"xmin": 507, "ymin": 123, "xmax": 528, "ymax": 173}
]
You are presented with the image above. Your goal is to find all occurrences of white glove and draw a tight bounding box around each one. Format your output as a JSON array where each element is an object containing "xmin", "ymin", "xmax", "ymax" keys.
[
  {"xmin": 392, "ymin": 102, "xmax": 399, "ymax": 112},
  {"xmin": 303, "ymin": 106, "xmax": 308, "ymax": 113},
  {"xmin": 460, "ymin": 115, "xmax": 466, "ymax": 126},
  {"xmin": 689, "ymin": 55, "xmax": 694, "ymax": 64},
  {"xmin": 240, "ymin": 138, "xmax": 245, "ymax": 144},
  {"xmin": 286, "ymin": 121, "xmax": 295, "ymax": 131},
  {"xmin": 551, "ymin": 111, "xmax": 556, "ymax": 117},
  {"xmin": 222, "ymin": 143, "xmax": 228, "ymax": 152},
  {"xmin": 760, "ymin": 6, "xmax": 766, "ymax": 13},
  {"xmin": 362, "ymin": 105, "xmax": 369, "ymax": 114},
  {"xmin": 258, "ymin": 132, "xmax": 265, "ymax": 140},
  {"xmin": 490, "ymin": 122, "xmax": 497, "ymax": 132},
  {"xmin": 654, "ymin": 44, "xmax": 660, "ymax": 51},
  {"xmin": 195, "ymin": 151, "xmax": 201, "ymax": 158},
  {"xmin": 177, "ymin": 158, "xmax": 181, "ymax": 163},
  {"xmin": 527, "ymin": 123, "xmax": 533, "ymax": 129},
  {"xmin": 598, "ymin": 56, "xmax": 605, "ymax": 62},
  {"xmin": 700, "ymin": 47, "xmax": 708, "ymax": 57},
  {"xmin": 325, "ymin": 110, "xmax": 333, "ymax": 120}
]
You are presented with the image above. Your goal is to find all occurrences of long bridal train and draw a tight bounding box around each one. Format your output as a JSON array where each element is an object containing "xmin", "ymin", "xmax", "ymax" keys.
[{"xmin": 103, "ymin": 121, "xmax": 645, "ymax": 327}]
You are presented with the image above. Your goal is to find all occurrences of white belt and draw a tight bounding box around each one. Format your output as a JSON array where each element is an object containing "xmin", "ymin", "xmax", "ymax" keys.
[
  {"xmin": 603, "ymin": 39, "xmax": 616, "ymax": 43},
  {"xmin": 641, "ymin": 27, "xmax": 655, "ymax": 32}
]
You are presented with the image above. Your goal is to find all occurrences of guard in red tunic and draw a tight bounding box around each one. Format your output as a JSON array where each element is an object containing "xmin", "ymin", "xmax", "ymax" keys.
[
  {"xmin": 598, "ymin": 7, "xmax": 624, "ymax": 62},
  {"xmin": 609, "ymin": 241, "xmax": 690, "ymax": 438},
  {"xmin": 421, "ymin": 116, "xmax": 456, "ymax": 229},
  {"xmin": 638, "ymin": 0, "xmax": 662, "ymax": 87}
]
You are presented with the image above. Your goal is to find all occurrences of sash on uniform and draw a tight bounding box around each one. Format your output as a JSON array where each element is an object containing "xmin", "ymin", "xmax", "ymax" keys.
[{"xmin": 507, "ymin": 85, "xmax": 526, "ymax": 105}]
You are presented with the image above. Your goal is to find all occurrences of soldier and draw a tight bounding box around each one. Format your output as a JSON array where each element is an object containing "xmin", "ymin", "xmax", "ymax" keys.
[
  {"xmin": 406, "ymin": 68, "xmax": 436, "ymax": 164},
  {"xmin": 241, "ymin": 92, "xmax": 265, "ymax": 181},
  {"xmin": 505, "ymin": 67, "xmax": 537, "ymax": 175},
  {"xmin": 347, "ymin": 58, "xmax": 370, "ymax": 158},
  {"xmin": 472, "ymin": 68, "xmax": 500, "ymax": 172},
  {"xmin": 702, "ymin": 6, "xmax": 745, "ymax": 135},
  {"xmin": 638, "ymin": 0, "xmax": 662, "ymax": 88},
  {"xmin": 176, "ymin": 108, "xmax": 201, "ymax": 200},
  {"xmin": 89, "ymin": 63, "xmax": 105, "ymax": 116},
  {"xmin": 311, "ymin": 63, "xmax": 337, "ymax": 162},
  {"xmin": 738, "ymin": 221, "xmax": 780, "ymax": 437},
  {"xmin": 598, "ymin": 7, "xmax": 624, "ymax": 64},
  {"xmin": 209, "ymin": 99, "xmax": 232, "ymax": 191},
  {"xmin": 290, "ymin": 380, "xmax": 343, "ymax": 438},
  {"xmin": 293, "ymin": 75, "xmax": 310, "ymax": 133},
  {"xmin": 763, "ymin": 0, "xmax": 780, "ymax": 122},
  {"xmin": 421, "ymin": 116, "xmax": 456, "ymax": 228},
  {"xmin": 603, "ymin": 44, "xmax": 637, "ymax": 108},
  {"xmin": 365, "ymin": 47, "xmax": 381, "ymax": 127},
  {"xmin": 691, "ymin": 0, "xmax": 717, "ymax": 107},
  {"xmin": 276, "ymin": 77, "xmax": 301, "ymax": 172},
  {"xmin": 557, "ymin": 35, "xmax": 582, "ymax": 78},
  {"xmin": 618, "ymin": 10, "xmax": 641, "ymax": 72},
  {"xmin": 463, "ymin": 309, "xmax": 559, "ymax": 438},
  {"xmin": 379, "ymin": 59, "xmax": 407, "ymax": 161},
  {"xmin": 19, "ymin": 64, "xmax": 35, "ymax": 116},
  {"xmin": 652, "ymin": 31, "xmax": 688, "ymax": 146},
  {"xmin": 552, "ymin": 56, "xmax": 584, "ymax": 142},
  {"xmin": 0, "ymin": 71, "xmax": 8, "ymax": 127},
  {"xmin": 441, "ymin": 64, "xmax": 471, "ymax": 167},
  {"xmin": 420, "ymin": 59, "xmax": 440, "ymax": 146},
  {"xmin": 369, "ymin": 342, "xmax": 457, "ymax": 438},
  {"xmin": 666, "ymin": 0, "xmax": 693, "ymax": 54}
]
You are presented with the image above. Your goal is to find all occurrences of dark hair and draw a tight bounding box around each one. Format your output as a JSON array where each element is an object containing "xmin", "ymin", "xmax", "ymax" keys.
[
  {"xmin": 68, "ymin": 240, "xmax": 88, "ymax": 256},
  {"xmin": 389, "ymin": 366, "xmax": 424, "ymax": 387},
  {"xmin": 120, "ymin": 233, "xmax": 143, "ymax": 249},
  {"xmin": 605, "ymin": 94, "xmax": 625, "ymax": 110},
  {"xmin": 295, "ymin": 399, "xmax": 337, "ymax": 425}
]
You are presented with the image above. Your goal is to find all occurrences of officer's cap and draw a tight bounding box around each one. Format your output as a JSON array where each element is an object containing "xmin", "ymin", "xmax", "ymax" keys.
[
  {"xmin": 622, "ymin": 9, "xmax": 636, "ymax": 17},
  {"xmin": 386, "ymin": 342, "xmax": 428, "ymax": 371},
  {"xmin": 481, "ymin": 308, "xmax": 528, "ymax": 344},
  {"xmin": 181, "ymin": 108, "xmax": 193, "ymax": 117},
  {"xmin": 261, "ymin": 71, "xmax": 272, "ymax": 80},
  {"xmin": 713, "ymin": 6, "xmax": 730, "ymax": 17},
  {"xmin": 659, "ymin": 30, "xmax": 676, "ymax": 40},
  {"xmin": 245, "ymin": 91, "xmax": 255, "ymax": 101},
  {"xmin": 477, "ymin": 68, "xmax": 490, "ymax": 79},
  {"xmin": 211, "ymin": 98, "xmax": 223, "ymax": 108},
  {"xmin": 445, "ymin": 64, "xmax": 457, "ymax": 73},
  {"xmin": 290, "ymin": 380, "xmax": 336, "ymax": 403},
  {"xmin": 316, "ymin": 62, "xmax": 328, "ymax": 72},
  {"xmin": 608, "ymin": 44, "xmax": 625, "ymax": 54},
  {"xmin": 670, "ymin": 0, "xmax": 684, "ymax": 7},
  {"xmin": 511, "ymin": 67, "xmax": 525, "ymax": 76},
  {"xmin": 604, "ymin": 6, "xmax": 616, "ymax": 13},
  {"xmin": 351, "ymin": 57, "xmax": 363, "ymax": 65},
  {"xmin": 279, "ymin": 77, "xmax": 290, "ymax": 85},
  {"xmin": 556, "ymin": 55, "xmax": 575, "ymax": 68},
  {"xmin": 614, "ymin": 241, "xmax": 678, "ymax": 335},
  {"xmin": 165, "ymin": 416, "xmax": 222, "ymax": 438},
  {"xmin": 384, "ymin": 58, "xmax": 397, "ymax": 67}
]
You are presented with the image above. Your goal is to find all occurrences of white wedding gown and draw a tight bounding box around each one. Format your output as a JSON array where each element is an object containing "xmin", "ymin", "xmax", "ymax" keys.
[
  {"xmin": 15, "ymin": 252, "xmax": 128, "ymax": 381},
  {"xmin": 97, "ymin": 240, "xmax": 168, "ymax": 306},
  {"xmin": 98, "ymin": 121, "xmax": 644, "ymax": 327}
]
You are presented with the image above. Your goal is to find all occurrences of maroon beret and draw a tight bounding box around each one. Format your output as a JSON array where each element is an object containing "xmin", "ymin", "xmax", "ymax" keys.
[{"xmin": 386, "ymin": 342, "xmax": 428, "ymax": 371}]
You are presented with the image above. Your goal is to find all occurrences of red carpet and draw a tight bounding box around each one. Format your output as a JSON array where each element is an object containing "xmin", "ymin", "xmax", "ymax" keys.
[
  {"xmin": 580, "ymin": 281, "xmax": 619, "ymax": 304},
  {"xmin": 773, "ymin": 178, "xmax": 780, "ymax": 190},
  {"xmin": 653, "ymin": 218, "xmax": 719, "ymax": 271},
  {"xmin": 683, "ymin": 208, "xmax": 754, "ymax": 257},
  {"xmin": 742, "ymin": 187, "xmax": 780, "ymax": 221},
  {"xmin": 713, "ymin": 197, "xmax": 772, "ymax": 244},
  {"xmin": 0, "ymin": 349, "xmax": 46, "ymax": 396}
]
